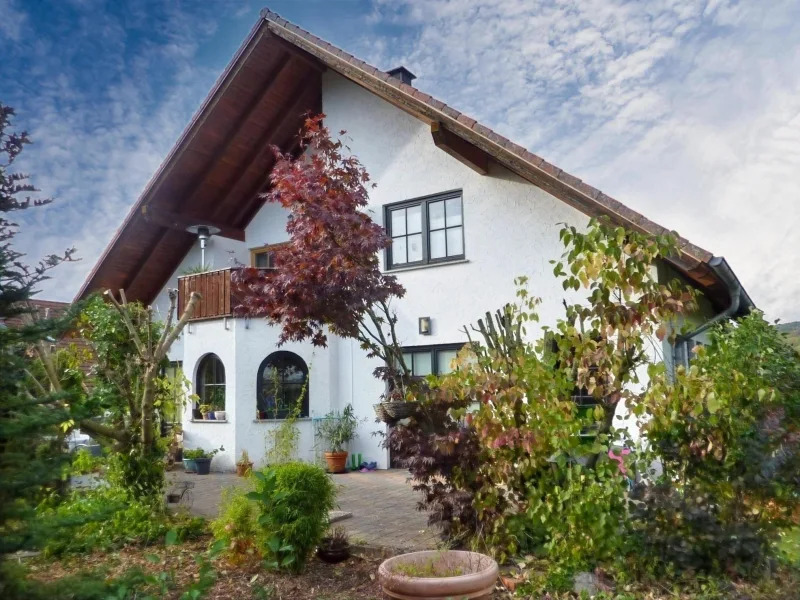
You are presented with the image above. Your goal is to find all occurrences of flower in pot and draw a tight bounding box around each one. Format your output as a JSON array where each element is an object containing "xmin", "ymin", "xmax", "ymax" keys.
[
  {"xmin": 199, "ymin": 404, "xmax": 213, "ymax": 420},
  {"xmin": 317, "ymin": 526, "xmax": 351, "ymax": 563},
  {"xmin": 236, "ymin": 449, "xmax": 253, "ymax": 477},
  {"xmin": 317, "ymin": 404, "xmax": 362, "ymax": 474},
  {"xmin": 379, "ymin": 550, "xmax": 499, "ymax": 600},
  {"xmin": 183, "ymin": 446, "xmax": 223, "ymax": 475}
]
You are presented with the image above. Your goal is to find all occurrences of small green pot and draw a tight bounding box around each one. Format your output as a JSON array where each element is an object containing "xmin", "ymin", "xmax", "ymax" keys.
[{"xmin": 183, "ymin": 458, "xmax": 197, "ymax": 473}]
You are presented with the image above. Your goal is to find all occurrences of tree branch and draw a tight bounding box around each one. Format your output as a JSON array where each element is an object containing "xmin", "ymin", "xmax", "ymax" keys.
[
  {"xmin": 155, "ymin": 291, "xmax": 200, "ymax": 361},
  {"xmin": 104, "ymin": 289, "xmax": 146, "ymax": 357}
]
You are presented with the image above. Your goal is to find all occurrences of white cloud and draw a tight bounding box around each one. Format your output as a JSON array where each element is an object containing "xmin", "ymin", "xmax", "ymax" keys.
[
  {"xmin": 4, "ymin": 2, "xmax": 221, "ymax": 302},
  {"xmin": 0, "ymin": 0, "xmax": 26, "ymax": 41},
  {"xmin": 362, "ymin": 0, "xmax": 800, "ymax": 321}
]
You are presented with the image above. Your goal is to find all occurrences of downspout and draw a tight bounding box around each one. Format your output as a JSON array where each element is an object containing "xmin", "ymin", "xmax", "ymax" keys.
[{"xmin": 674, "ymin": 257, "xmax": 742, "ymax": 370}]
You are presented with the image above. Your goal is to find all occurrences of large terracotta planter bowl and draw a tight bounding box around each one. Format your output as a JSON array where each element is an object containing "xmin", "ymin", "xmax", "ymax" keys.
[
  {"xmin": 324, "ymin": 451, "xmax": 348, "ymax": 474},
  {"xmin": 379, "ymin": 550, "xmax": 498, "ymax": 600}
]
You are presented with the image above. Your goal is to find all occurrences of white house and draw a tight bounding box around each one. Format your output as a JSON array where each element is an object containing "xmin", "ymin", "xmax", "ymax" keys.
[{"xmin": 77, "ymin": 10, "xmax": 753, "ymax": 472}]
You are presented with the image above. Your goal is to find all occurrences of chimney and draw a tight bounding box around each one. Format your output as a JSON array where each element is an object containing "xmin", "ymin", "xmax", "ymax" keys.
[{"xmin": 387, "ymin": 66, "xmax": 416, "ymax": 86}]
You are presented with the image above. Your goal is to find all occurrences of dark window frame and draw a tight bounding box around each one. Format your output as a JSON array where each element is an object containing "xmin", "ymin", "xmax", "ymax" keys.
[
  {"xmin": 399, "ymin": 342, "xmax": 467, "ymax": 377},
  {"xmin": 256, "ymin": 351, "xmax": 310, "ymax": 420},
  {"xmin": 196, "ymin": 354, "xmax": 225, "ymax": 409},
  {"xmin": 384, "ymin": 190, "xmax": 465, "ymax": 270}
]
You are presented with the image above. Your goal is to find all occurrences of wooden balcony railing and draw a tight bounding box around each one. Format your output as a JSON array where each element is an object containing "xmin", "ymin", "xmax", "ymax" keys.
[{"xmin": 177, "ymin": 267, "xmax": 272, "ymax": 321}]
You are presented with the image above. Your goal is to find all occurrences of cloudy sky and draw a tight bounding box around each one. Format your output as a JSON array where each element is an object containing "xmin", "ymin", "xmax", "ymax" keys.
[{"xmin": 2, "ymin": 0, "xmax": 799, "ymax": 321}]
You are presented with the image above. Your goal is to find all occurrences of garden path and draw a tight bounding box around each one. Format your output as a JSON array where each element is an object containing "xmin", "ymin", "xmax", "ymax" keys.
[{"xmin": 167, "ymin": 468, "xmax": 438, "ymax": 552}]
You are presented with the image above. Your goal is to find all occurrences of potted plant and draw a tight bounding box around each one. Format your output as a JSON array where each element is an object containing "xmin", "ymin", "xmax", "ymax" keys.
[
  {"xmin": 379, "ymin": 550, "xmax": 499, "ymax": 600},
  {"xmin": 183, "ymin": 451, "xmax": 198, "ymax": 473},
  {"xmin": 183, "ymin": 446, "xmax": 223, "ymax": 475},
  {"xmin": 236, "ymin": 449, "xmax": 253, "ymax": 477},
  {"xmin": 257, "ymin": 409, "xmax": 269, "ymax": 420},
  {"xmin": 210, "ymin": 388, "xmax": 226, "ymax": 421},
  {"xmin": 317, "ymin": 526, "xmax": 351, "ymax": 563},
  {"xmin": 317, "ymin": 404, "xmax": 361, "ymax": 474},
  {"xmin": 199, "ymin": 404, "xmax": 213, "ymax": 420}
]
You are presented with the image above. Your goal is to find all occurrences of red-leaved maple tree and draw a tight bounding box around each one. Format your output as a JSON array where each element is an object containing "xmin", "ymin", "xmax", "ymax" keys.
[{"xmin": 233, "ymin": 114, "xmax": 411, "ymax": 382}]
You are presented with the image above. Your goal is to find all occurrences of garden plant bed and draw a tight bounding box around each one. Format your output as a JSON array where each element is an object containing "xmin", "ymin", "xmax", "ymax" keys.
[{"xmin": 25, "ymin": 535, "xmax": 394, "ymax": 600}]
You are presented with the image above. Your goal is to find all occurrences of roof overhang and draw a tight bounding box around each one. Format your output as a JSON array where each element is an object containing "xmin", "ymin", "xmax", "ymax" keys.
[{"xmin": 77, "ymin": 10, "xmax": 753, "ymax": 316}]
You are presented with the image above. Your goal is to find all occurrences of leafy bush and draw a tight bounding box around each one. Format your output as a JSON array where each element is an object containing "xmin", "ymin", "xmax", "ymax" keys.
[
  {"xmin": 385, "ymin": 219, "xmax": 699, "ymax": 568},
  {"xmin": 70, "ymin": 448, "xmax": 104, "ymax": 475},
  {"xmin": 627, "ymin": 483, "xmax": 770, "ymax": 575},
  {"xmin": 247, "ymin": 462, "xmax": 336, "ymax": 573},
  {"xmin": 36, "ymin": 487, "xmax": 204, "ymax": 556},
  {"xmin": 210, "ymin": 485, "xmax": 262, "ymax": 563},
  {"xmin": 183, "ymin": 447, "xmax": 222, "ymax": 460},
  {"xmin": 636, "ymin": 312, "xmax": 800, "ymax": 575}
]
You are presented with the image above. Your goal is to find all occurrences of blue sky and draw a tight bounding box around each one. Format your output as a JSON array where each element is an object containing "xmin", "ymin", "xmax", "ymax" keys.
[{"xmin": 2, "ymin": 0, "xmax": 799, "ymax": 320}]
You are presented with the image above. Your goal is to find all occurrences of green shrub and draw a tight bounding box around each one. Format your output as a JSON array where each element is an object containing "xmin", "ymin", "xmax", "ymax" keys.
[
  {"xmin": 36, "ymin": 487, "xmax": 204, "ymax": 556},
  {"xmin": 210, "ymin": 485, "xmax": 262, "ymax": 563},
  {"xmin": 70, "ymin": 448, "xmax": 104, "ymax": 476},
  {"xmin": 183, "ymin": 447, "xmax": 222, "ymax": 460},
  {"xmin": 247, "ymin": 462, "xmax": 336, "ymax": 573},
  {"xmin": 638, "ymin": 312, "xmax": 800, "ymax": 576}
]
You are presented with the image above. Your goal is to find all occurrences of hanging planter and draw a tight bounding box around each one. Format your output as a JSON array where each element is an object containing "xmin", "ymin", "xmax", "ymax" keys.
[
  {"xmin": 374, "ymin": 403, "xmax": 395, "ymax": 424},
  {"xmin": 384, "ymin": 400, "xmax": 417, "ymax": 420}
]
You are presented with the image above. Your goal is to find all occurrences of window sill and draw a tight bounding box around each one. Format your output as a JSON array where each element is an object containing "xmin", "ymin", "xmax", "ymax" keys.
[
  {"xmin": 190, "ymin": 419, "xmax": 228, "ymax": 424},
  {"xmin": 385, "ymin": 259, "xmax": 469, "ymax": 274},
  {"xmin": 253, "ymin": 417, "xmax": 313, "ymax": 423}
]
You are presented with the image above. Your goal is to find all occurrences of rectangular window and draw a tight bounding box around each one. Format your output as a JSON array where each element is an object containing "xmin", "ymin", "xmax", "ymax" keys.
[
  {"xmin": 385, "ymin": 191, "xmax": 464, "ymax": 269},
  {"xmin": 250, "ymin": 243, "xmax": 287, "ymax": 268},
  {"xmin": 398, "ymin": 343, "xmax": 466, "ymax": 377}
]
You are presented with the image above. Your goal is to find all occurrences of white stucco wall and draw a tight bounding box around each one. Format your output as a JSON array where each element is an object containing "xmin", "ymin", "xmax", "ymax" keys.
[
  {"xmin": 321, "ymin": 71, "xmax": 590, "ymax": 466},
  {"xmin": 155, "ymin": 72, "xmax": 715, "ymax": 471}
]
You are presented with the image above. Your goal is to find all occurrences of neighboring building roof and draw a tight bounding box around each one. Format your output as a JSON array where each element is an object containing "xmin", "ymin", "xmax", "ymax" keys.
[
  {"xmin": 3, "ymin": 299, "xmax": 93, "ymax": 372},
  {"xmin": 76, "ymin": 8, "xmax": 753, "ymax": 316},
  {"xmin": 3, "ymin": 299, "xmax": 70, "ymax": 328}
]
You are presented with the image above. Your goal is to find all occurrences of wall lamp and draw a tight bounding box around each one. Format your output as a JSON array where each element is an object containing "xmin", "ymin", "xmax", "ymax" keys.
[{"xmin": 418, "ymin": 316, "xmax": 432, "ymax": 335}]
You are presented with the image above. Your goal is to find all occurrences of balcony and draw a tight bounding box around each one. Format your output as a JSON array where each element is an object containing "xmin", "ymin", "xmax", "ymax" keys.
[{"xmin": 177, "ymin": 267, "xmax": 271, "ymax": 321}]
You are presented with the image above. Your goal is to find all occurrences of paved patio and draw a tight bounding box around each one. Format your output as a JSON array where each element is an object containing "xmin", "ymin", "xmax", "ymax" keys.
[{"xmin": 167, "ymin": 468, "xmax": 438, "ymax": 551}]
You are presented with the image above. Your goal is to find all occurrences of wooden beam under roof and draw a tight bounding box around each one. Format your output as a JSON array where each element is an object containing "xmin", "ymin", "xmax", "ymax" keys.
[
  {"xmin": 431, "ymin": 122, "xmax": 489, "ymax": 175},
  {"xmin": 170, "ymin": 51, "xmax": 293, "ymax": 215},
  {"xmin": 124, "ymin": 53, "xmax": 303, "ymax": 298},
  {"xmin": 214, "ymin": 71, "xmax": 320, "ymax": 226},
  {"xmin": 227, "ymin": 76, "xmax": 321, "ymax": 227},
  {"xmin": 140, "ymin": 206, "xmax": 245, "ymax": 241}
]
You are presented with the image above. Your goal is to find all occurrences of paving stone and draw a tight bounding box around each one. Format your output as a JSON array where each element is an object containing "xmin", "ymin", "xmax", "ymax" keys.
[{"xmin": 167, "ymin": 468, "xmax": 438, "ymax": 550}]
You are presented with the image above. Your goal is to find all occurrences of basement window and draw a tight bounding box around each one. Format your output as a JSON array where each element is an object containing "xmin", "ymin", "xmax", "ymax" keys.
[
  {"xmin": 385, "ymin": 191, "xmax": 464, "ymax": 269},
  {"xmin": 396, "ymin": 343, "xmax": 466, "ymax": 377}
]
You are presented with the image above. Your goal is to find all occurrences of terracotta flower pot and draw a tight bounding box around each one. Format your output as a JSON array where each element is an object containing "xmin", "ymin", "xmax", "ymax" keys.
[
  {"xmin": 324, "ymin": 451, "xmax": 348, "ymax": 474},
  {"xmin": 379, "ymin": 550, "xmax": 499, "ymax": 600},
  {"xmin": 236, "ymin": 461, "xmax": 253, "ymax": 477}
]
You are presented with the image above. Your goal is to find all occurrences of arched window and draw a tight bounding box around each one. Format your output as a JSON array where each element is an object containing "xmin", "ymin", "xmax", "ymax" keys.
[
  {"xmin": 196, "ymin": 354, "xmax": 226, "ymax": 410},
  {"xmin": 257, "ymin": 352, "xmax": 309, "ymax": 419}
]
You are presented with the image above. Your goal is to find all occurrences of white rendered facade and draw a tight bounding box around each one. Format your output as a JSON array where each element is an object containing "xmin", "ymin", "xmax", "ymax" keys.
[{"xmin": 153, "ymin": 72, "xmax": 681, "ymax": 472}]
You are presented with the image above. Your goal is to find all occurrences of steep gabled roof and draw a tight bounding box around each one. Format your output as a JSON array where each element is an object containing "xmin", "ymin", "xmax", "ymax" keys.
[{"xmin": 77, "ymin": 8, "xmax": 753, "ymax": 315}]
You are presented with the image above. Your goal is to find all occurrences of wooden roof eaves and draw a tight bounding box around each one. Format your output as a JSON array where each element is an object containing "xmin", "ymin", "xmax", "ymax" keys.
[{"xmin": 74, "ymin": 19, "xmax": 272, "ymax": 302}]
